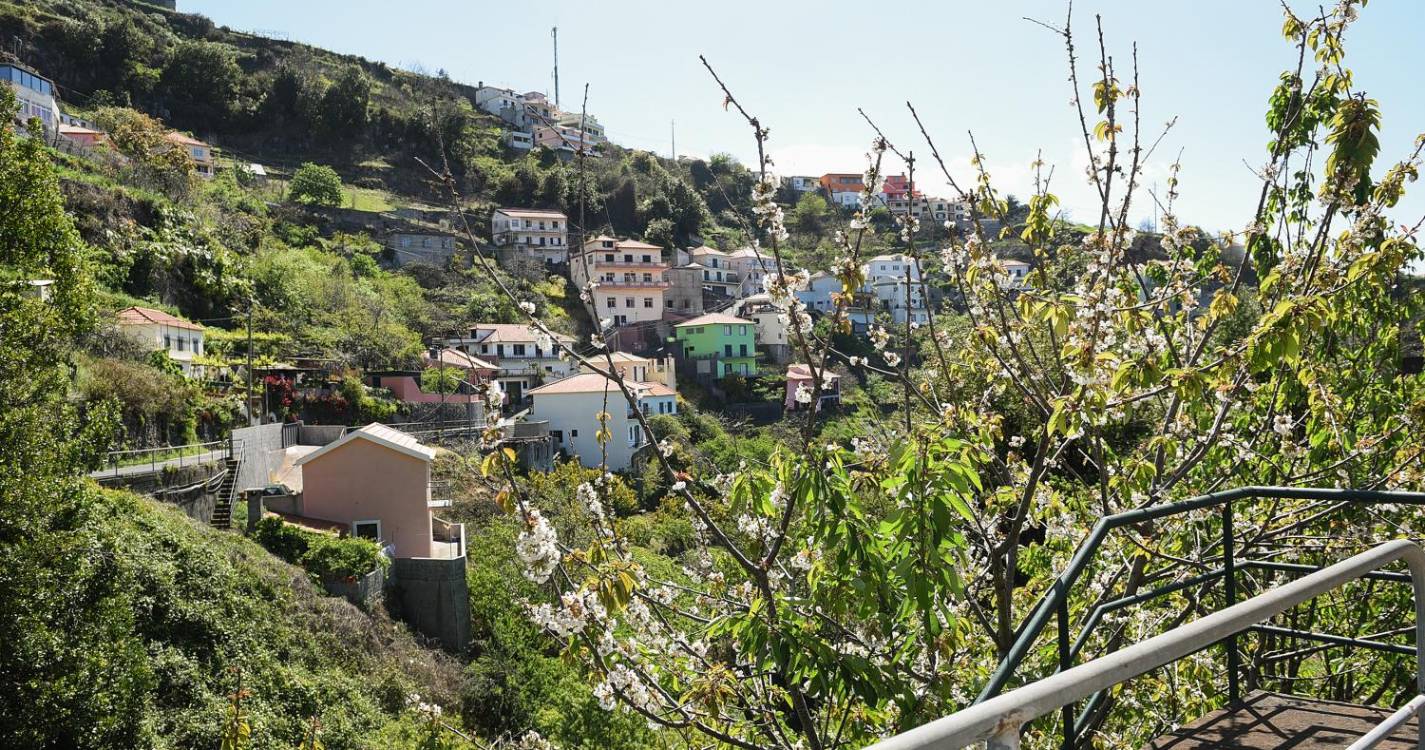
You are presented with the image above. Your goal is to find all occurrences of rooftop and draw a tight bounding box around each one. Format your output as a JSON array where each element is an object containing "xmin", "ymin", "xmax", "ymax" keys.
[
  {"xmin": 294, "ymin": 423, "xmax": 437, "ymax": 466},
  {"xmin": 674, "ymin": 312, "xmax": 755, "ymax": 328},
  {"xmin": 496, "ymin": 207, "xmax": 568, "ymax": 218},
  {"xmin": 471, "ymin": 323, "xmax": 575, "ymax": 345},
  {"xmin": 116, "ymin": 306, "xmax": 204, "ymax": 331},
  {"xmin": 527, "ymin": 372, "xmax": 673, "ymax": 397}
]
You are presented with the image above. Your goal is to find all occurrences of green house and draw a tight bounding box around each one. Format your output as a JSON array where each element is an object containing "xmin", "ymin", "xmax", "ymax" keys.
[{"xmin": 673, "ymin": 313, "xmax": 758, "ymax": 379}]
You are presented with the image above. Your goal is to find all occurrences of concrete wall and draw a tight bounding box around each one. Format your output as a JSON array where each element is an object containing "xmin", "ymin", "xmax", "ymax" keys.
[
  {"xmin": 390, "ymin": 556, "xmax": 470, "ymax": 652},
  {"xmin": 298, "ymin": 424, "xmax": 347, "ymax": 446},
  {"xmin": 231, "ymin": 422, "xmax": 287, "ymax": 493},
  {"xmin": 301, "ymin": 438, "xmax": 433, "ymax": 558}
]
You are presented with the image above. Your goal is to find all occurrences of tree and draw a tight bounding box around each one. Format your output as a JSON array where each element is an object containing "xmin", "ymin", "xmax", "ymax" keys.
[
  {"xmin": 421, "ymin": 365, "xmax": 462, "ymax": 395},
  {"xmin": 320, "ymin": 65, "xmax": 371, "ymax": 135},
  {"xmin": 287, "ymin": 163, "xmax": 344, "ymax": 207},
  {"xmin": 92, "ymin": 106, "xmax": 195, "ymax": 194},
  {"xmin": 158, "ymin": 41, "xmax": 241, "ymax": 130},
  {"xmin": 790, "ymin": 192, "xmax": 831, "ymax": 243},
  {"xmin": 475, "ymin": 6, "xmax": 1425, "ymax": 749},
  {"xmin": 0, "ymin": 87, "xmax": 137, "ymax": 747}
]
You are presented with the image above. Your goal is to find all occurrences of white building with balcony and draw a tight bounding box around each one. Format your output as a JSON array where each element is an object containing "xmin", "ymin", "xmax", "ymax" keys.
[
  {"xmin": 445, "ymin": 323, "xmax": 576, "ymax": 407},
  {"xmin": 571, "ymin": 237, "xmax": 670, "ymax": 327},
  {"xmin": 2, "ymin": 61, "xmax": 60, "ymax": 135},
  {"xmin": 491, "ymin": 208, "xmax": 569, "ymax": 264},
  {"xmin": 528, "ymin": 372, "xmax": 677, "ymax": 471}
]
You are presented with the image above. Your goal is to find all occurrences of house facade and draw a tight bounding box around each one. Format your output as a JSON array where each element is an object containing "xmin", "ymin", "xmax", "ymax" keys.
[
  {"xmin": 788, "ymin": 175, "xmax": 819, "ymax": 192},
  {"xmin": 387, "ymin": 231, "xmax": 457, "ymax": 268},
  {"xmin": 445, "ymin": 324, "xmax": 576, "ymax": 407},
  {"xmin": 664, "ymin": 264, "xmax": 707, "ymax": 317},
  {"xmin": 785, "ymin": 363, "xmax": 841, "ymax": 412},
  {"xmin": 796, "ymin": 271, "xmax": 843, "ymax": 314},
  {"xmin": 673, "ymin": 313, "xmax": 758, "ymax": 380},
  {"xmin": 293, "ymin": 423, "xmax": 455, "ymax": 560},
  {"xmin": 165, "ymin": 131, "xmax": 214, "ymax": 178},
  {"xmin": 999, "ymin": 258, "xmax": 1033, "ymax": 290},
  {"xmin": 491, "ymin": 208, "xmax": 569, "ymax": 264},
  {"xmin": 556, "ymin": 112, "xmax": 606, "ymax": 146},
  {"xmin": 2, "ymin": 62, "xmax": 60, "ymax": 135},
  {"xmin": 570, "ymin": 237, "xmax": 670, "ymax": 327},
  {"xmin": 819, "ymin": 172, "xmax": 865, "ymax": 208},
  {"xmin": 528, "ymin": 373, "xmax": 677, "ymax": 471},
  {"xmin": 585, "ymin": 351, "xmax": 677, "ymax": 389},
  {"xmin": 726, "ymin": 246, "xmax": 776, "ymax": 298},
  {"xmin": 687, "ymin": 245, "xmax": 740, "ymax": 301},
  {"xmin": 736, "ymin": 294, "xmax": 793, "ymax": 364},
  {"xmin": 116, "ymin": 306, "xmax": 206, "ymax": 375}
]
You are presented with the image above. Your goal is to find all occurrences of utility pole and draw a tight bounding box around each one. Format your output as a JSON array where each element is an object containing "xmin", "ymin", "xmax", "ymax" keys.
[
  {"xmin": 551, "ymin": 27, "xmax": 560, "ymax": 110},
  {"xmin": 246, "ymin": 295, "xmax": 255, "ymax": 426}
]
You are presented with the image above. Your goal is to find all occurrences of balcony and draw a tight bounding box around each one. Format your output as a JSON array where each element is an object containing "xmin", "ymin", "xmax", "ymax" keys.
[{"xmin": 595, "ymin": 279, "xmax": 671, "ymax": 289}]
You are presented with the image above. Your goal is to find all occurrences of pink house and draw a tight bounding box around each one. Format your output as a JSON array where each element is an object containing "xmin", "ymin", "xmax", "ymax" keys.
[
  {"xmin": 294, "ymin": 423, "xmax": 459, "ymax": 560},
  {"xmin": 785, "ymin": 363, "xmax": 841, "ymax": 412}
]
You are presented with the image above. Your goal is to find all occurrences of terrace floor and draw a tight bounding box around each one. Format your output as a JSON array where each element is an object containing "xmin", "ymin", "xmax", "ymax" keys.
[{"xmin": 1145, "ymin": 692, "xmax": 1417, "ymax": 750}]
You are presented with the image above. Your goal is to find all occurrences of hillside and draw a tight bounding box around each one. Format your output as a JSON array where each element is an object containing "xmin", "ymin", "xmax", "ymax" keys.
[{"xmin": 9, "ymin": 489, "xmax": 473, "ymax": 748}]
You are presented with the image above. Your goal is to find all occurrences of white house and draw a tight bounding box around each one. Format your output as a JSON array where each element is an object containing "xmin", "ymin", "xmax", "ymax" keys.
[
  {"xmin": 795, "ymin": 271, "xmax": 843, "ymax": 314},
  {"xmin": 726, "ymin": 246, "xmax": 777, "ymax": 298},
  {"xmin": 687, "ymin": 245, "xmax": 740, "ymax": 300},
  {"xmin": 867, "ymin": 278, "xmax": 930, "ymax": 325},
  {"xmin": 570, "ymin": 237, "xmax": 670, "ymax": 327},
  {"xmin": 2, "ymin": 62, "xmax": 60, "ymax": 135},
  {"xmin": 491, "ymin": 208, "xmax": 569, "ymax": 265},
  {"xmin": 528, "ymin": 372, "xmax": 677, "ymax": 471},
  {"xmin": 445, "ymin": 324, "xmax": 577, "ymax": 406},
  {"xmin": 165, "ymin": 132, "xmax": 214, "ymax": 178},
  {"xmin": 584, "ymin": 351, "xmax": 677, "ymax": 389},
  {"xmin": 116, "ymin": 306, "xmax": 206, "ymax": 376},
  {"xmin": 999, "ymin": 258, "xmax": 1033, "ymax": 290},
  {"xmin": 788, "ymin": 175, "xmax": 819, "ymax": 193},
  {"xmin": 863, "ymin": 253, "xmax": 923, "ymax": 284},
  {"xmin": 736, "ymin": 293, "xmax": 793, "ymax": 363}
]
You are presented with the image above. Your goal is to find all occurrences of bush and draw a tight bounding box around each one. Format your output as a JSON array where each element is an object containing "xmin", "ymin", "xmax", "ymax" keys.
[
  {"xmin": 251, "ymin": 514, "xmax": 310, "ymax": 563},
  {"xmin": 287, "ymin": 162, "xmax": 343, "ymax": 206},
  {"xmin": 300, "ymin": 534, "xmax": 387, "ymax": 581}
]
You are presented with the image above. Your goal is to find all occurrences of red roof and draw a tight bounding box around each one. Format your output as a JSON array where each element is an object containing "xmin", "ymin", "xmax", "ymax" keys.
[
  {"xmin": 116, "ymin": 306, "xmax": 203, "ymax": 331},
  {"xmin": 165, "ymin": 131, "xmax": 210, "ymax": 148}
]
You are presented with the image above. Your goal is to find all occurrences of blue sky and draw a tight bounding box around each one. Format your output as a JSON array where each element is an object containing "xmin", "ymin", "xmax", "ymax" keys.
[{"xmin": 187, "ymin": 0, "xmax": 1425, "ymax": 233}]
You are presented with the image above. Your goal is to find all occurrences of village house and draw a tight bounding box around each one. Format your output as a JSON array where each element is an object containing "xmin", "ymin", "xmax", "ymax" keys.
[
  {"xmin": 474, "ymin": 85, "xmax": 530, "ymax": 127},
  {"xmin": 726, "ymin": 246, "xmax": 777, "ymax": 298},
  {"xmin": 735, "ymin": 293, "xmax": 793, "ymax": 364},
  {"xmin": 533, "ymin": 122, "xmax": 603, "ymax": 157},
  {"xmin": 663, "ymin": 263, "xmax": 708, "ymax": 317},
  {"xmin": 527, "ymin": 372, "xmax": 677, "ymax": 472},
  {"xmin": 491, "ymin": 207, "xmax": 569, "ymax": 265},
  {"xmin": 687, "ymin": 245, "xmax": 741, "ymax": 301},
  {"xmin": 999, "ymin": 257, "xmax": 1033, "ymax": 290},
  {"xmin": 673, "ymin": 312, "xmax": 759, "ymax": 380},
  {"xmin": 570, "ymin": 236, "xmax": 671, "ymax": 327},
  {"xmin": 58, "ymin": 123, "xmax": 106, "ymax": 149},
  {"xmin": 795, "ymin": 271, "xmax": 843, "ymax": 314},
  {"xmin": 445, "ymin": 323, "xmax": 576, "ymax": 407},
  {"xmin": 293, "ymin": 424, "xmax": 456, "ymax": 559},
  {"xmin": 165, "ymin": 131, "xmax": 214, "ymax": 178},
  {"xmin": 880, "ymin": 174, "xmax": 927, "ymax": 217},
  {"xmin": 927, "ymin": 196, "xmax": 971, "ymax": 228},
  {"xmin": 584, "ymin": 351, "xmax": 677, "ymax": 389},
  {"xmin": 555, "ymin": 112, "xmax": 606, "ymax": 146},
  {"xmin": 785, "ymin": 363, "xmax": 841, "ymax": 412},
  {"xmin": 1, "ymin": 60, "xmax": 60, "ymax": 135},
  {"xmin": 367, "ymin": 348, "xmax": 497, "ymax": 420},
  {"xmin": 819, "ymin": 172, "xmax": 865, "ymax": 208},
  {"xmin": 115, "ymin": 306, "xmax": 206, "ymax": 376},
  {"xmin": 386, "ymin": 230, "xmax": 458, "ymax": 268},
  {"xmin": 787, "ymin": 175, "xmax": 819, "ymax": 193}
]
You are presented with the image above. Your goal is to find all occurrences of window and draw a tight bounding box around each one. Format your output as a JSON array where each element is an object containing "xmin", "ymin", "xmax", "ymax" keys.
[
  {"xmin": 723, "ymin": 325, "xmax": 732, "ymax": 336},
  {"xmin": 643, "ymin": 298, "xmax": 653, "ymax": 308},
  {"xmin": 628, "ymin": 425, "xmax": 642, "ymax": 446},
  {"xmin": 643, "ymin": 273, "xmax": 652, "ymax": 282},
  {"xmin": 604, "ymin": 254, "xmax": 614, "ymax": 262},
  {"xmin": 739, "ymin": 344, "xmax": 747, "ymax": 356},
  {"xmin": 176, "ymin": 338, "xmax": 186, "ymax": 352},
  {"xmin": 739, "ymin": 363, "xmax": 749, "ymax": 375},
  {"xmin": 571, "ymin": 429, "xmax": 579, "ymax": 437},
  {"xmin": 739, "ymin": 325, "xmax": 747, "ymax": 336},
  {"xmin": 512, "ymin": 344, "xmax": 527, "ymax": 356},
  {"xmin": 496, "ymin": 345, "xmax": 506, "ymax": 357},
  {"xmin": 642, "ymin": 255, "xmax": 652, "ymax": 263},
  {"xmin": 624, "ymin": 254, "xmax": 633, "ymax": 263},
  {"xmin": 625, "ymin": 297, "xmax": 634, "ymax": 308},
  {"xmin": 402, "ymin": 236, "xmax": 412, "ymax": 247},
  {"xmin": 606, "ymin": 297, "xmax": 616, "ymax": 308},
  {"xmin": 352, "ymin": 520, "xmax": 382, "ymax": 542},
  {"xmin": 164, "ymin": 335, "xmax": 171, "ymax": 348},
  {"xmin": 724, "ymin": 344, "xmax": 733, "ymax": 356},
  {"xmin": 539, "ymin": 237, "xmax": 546, "ymax": 246},
  {"xmin": 422, "ymin": 238, "xmax": 431, "ymax": 248}
]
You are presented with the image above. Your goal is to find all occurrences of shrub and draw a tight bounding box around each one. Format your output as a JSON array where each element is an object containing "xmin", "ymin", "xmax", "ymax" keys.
[
  {"xmin": 251, "ymin": 515, "xmax": 309, "ymax": 563},
  {"xmin": 287, "ymin": 162, "xmax": 343, "ymax": 206},
  {"xmin": 300, "ymin": 534, "xmax": 386, "ymax": 581}
]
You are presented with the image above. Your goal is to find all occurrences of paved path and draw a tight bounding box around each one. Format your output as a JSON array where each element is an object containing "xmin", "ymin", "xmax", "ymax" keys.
[
  {"xmin": 90, "ymin": 449, "xmax": 227, "ymax": 480},
  {"xmin": 1146, "ymin": 691, "xmax": 1416, "ymax": 750}
]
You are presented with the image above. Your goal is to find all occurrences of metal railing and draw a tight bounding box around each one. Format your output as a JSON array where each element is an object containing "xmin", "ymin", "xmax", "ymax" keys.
[
  {"xmin": 97, "ymin": 440, "xmax": 228, "ymax": 478},
  {"xmin": 869, "ymin": 539, "xmax": 1425, "ymax": 750},
  {"xmin": 976, "ymin": 486, "xmax": 1425, "ymax": 750}
]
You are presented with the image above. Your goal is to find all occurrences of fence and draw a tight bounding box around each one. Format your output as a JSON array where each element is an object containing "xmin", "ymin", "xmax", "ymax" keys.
[{"xmin": 96, "ymin": 440, "xmax": 228, "ymax": 479}]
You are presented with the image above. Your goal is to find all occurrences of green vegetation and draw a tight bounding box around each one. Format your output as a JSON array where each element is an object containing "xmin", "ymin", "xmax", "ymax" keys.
[{"xmin": 288, "ymin": 162, "xmax": 344, "ymax": 206}]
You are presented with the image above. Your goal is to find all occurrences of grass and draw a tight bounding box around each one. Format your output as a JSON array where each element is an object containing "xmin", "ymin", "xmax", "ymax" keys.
[{"xmin": 346, "ymin": 186, "xmax": 396, "ymax": 212}]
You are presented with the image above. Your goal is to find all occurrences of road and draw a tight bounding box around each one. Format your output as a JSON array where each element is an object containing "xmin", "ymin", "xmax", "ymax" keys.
[{"xmin": 90, "ymin": 449, "xmax": 227, "ymax": 480}]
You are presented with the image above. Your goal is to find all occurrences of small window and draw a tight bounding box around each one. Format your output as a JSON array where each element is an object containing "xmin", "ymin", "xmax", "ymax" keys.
[
  {"xmin": 606, "ymin": 297, "xmax": 616, "ymax": 308},
  {"xmin": 512, "ymin": 344, "xmax": 527, "ymax": 356},
  {"xmin": 642, "ymin": 255, "xmax": 652, "ymax": 263},
  {"xmin": 723, "ymin": 325, "xmax": 732, "ymax": 336},
  {"xmin": 605, "ymin": 254, "xmax": 614, "ymax": 262},
  {"xmin": 643, "ymin": 298, "xmax": 653, "ymax": 308},
  {"xmin": 571, "ymin": 429, "xmax": 579, "ymax": 438},
  {"xmin": 353, "ymin": 520, "xmax": 382, "ymax": 541}
]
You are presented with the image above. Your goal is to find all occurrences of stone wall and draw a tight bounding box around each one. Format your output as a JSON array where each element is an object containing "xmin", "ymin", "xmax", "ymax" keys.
[{"xmin": 390, "ymin": 556, "xmax": 470, "ymax": 652}]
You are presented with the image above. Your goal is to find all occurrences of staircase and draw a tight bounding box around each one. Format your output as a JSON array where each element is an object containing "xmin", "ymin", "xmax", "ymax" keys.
[{"xmin": 210, "ymin": 455, "xmax": 241, "ymax": 530}]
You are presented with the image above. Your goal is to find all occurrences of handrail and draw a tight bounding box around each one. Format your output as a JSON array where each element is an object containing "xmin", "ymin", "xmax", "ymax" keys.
[
  {"xmin": 1346, "ymin": 693, "xmax": 1425, "ymax": 750},
  {"xmin": 980, "ymin": 487, "xmax": 1425, "ymax": 705},
  {"xmin": 869, "ymin": 539, "xmax": 1425, "ymax": 750}
]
